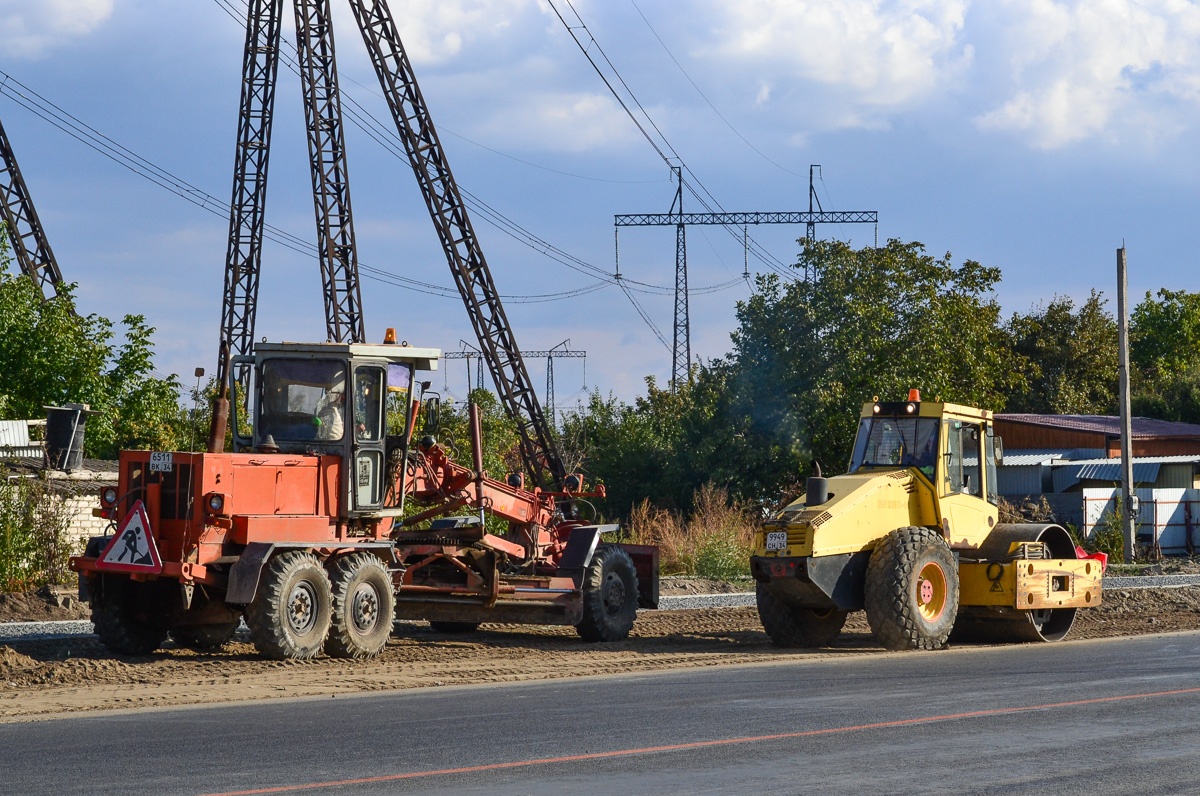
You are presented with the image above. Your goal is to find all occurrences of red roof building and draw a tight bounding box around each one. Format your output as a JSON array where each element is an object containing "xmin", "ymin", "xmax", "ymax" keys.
[{"xmin": 994, "ymin": 414, "xmax": 1200, "ymax": 457}]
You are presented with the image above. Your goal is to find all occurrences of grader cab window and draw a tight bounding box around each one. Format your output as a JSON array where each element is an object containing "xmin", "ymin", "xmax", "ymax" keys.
[
  {"xmin": 385, "ymin": 362, "xmax": 413, "ymax": 436},
  {"xmin": 354, "ymin": 367, "xmax": 384, "ymax": 442},
  {"xmin": 944, "ymin": 420, "xmax": 983, "ymax": 497},
  {"xmin": 849, "ymin": 417, "xmax": 940, "ymax": 479},
  {"xmin": 258, "ymin": 359, "xmax": 348, "ymax": 443}
]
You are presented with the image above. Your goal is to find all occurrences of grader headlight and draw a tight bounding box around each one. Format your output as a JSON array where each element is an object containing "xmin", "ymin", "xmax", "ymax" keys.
[{"xmin": 206, "ymin": 492, "xmax": 227, "ymax": 515}]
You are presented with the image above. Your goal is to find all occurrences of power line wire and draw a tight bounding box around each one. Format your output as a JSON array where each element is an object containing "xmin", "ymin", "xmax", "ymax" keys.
[
  {"xmin": 628, "ymin": 0, "xmax": 805, "ymax": 180},
  {"xmin": 546, "ymin": 0, "xmax": 794, "ymax": 279},
  {"xmin": 213, "ymin": 0, "xmax": 745, "ymax": 301}
]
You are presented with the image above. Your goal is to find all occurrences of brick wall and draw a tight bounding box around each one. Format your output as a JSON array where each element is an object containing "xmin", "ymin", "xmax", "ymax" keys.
[{"xmin": 62, "ymin": 494, "xmax": 109, "ymax": 551}]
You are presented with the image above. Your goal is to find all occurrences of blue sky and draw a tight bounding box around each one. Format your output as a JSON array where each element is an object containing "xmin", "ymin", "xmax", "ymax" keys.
[{"xmin": 2, "ymin": 0, "xmax": 1199, "ymax": 409}]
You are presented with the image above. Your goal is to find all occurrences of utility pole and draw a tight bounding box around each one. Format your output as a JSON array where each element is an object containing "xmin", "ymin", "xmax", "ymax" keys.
[
  {"xmin": 807, "ymin": 165, "xmax": 820, "ymax": 241},
  {"xmin": 615, "ymin": 166, "xmax": 877, "ymax": 390},
  {"xmin": 1117, "ymin": 246, "xmax": 1137, "ymax": 562},
  {"xmin": 446, "ymin": 340, "xmax": 586, "ymax": 423},
  {"xmin": 669, "ymin": 166, "xmax": 689, "ymax": 391},
  {"xmin": 444, "ymin": 342, "xmax": 485, "ymax": 392}
]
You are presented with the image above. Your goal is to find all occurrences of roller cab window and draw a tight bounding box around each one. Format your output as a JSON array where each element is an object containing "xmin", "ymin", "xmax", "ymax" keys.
[
  {"xmin": 849, "ymin": 417, "xmax": 940, "ymax": 480},
  {"xmin": 943, "ymin": 420, "xmax": 983, "ymax": 498}
]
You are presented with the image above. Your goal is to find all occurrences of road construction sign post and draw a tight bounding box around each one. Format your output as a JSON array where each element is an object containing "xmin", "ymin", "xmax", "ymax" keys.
[{"xmin": 97, "ymin": 501, "xmax": 162, "ymax": 574}]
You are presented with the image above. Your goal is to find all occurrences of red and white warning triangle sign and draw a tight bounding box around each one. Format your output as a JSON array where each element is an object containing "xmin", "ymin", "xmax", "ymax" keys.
[{"xmin": 97, "ymin": 500, "xmax": 162, "ymax": 573}]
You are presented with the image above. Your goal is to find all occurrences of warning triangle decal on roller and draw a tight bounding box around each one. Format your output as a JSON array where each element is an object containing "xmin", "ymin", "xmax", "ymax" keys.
[{"xmin": 97, "ymin": 500, "xmax": 162, "ymax": 574}]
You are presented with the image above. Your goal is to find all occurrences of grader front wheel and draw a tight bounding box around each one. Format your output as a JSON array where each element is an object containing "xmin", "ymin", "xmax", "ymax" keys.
[
  {"xmin": 576, "ymin": 545, "xmax": 639, "ymax": 642},
  {"xmin": 865, "ymin": 527, "xmax": 959, "ymax": 651},
  {"xmin": 756, "ymin": 584, "xmax": 847, "ymax": 647}
]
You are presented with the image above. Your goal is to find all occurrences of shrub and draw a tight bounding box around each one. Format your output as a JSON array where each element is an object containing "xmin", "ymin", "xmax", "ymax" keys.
[
  {"xmin": 624, "ymin": 483, "xmax": 756, "ymax": 578},
  {"xmin": 1086, "ymin": 500, "xmax": 1127, "ymax": 564},
  {"xmin": 0, "ymin": 469, "xmax": 77, "ymax": 591}
]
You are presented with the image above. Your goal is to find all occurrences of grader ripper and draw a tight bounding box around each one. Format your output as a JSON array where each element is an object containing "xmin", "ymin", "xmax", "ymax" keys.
[
  {"xmin": 752, "ymin": 391, "xmax": 1103, "ymax": 650},
  {"xmin": 69, "ymin": 340, "xmax": 657, "ymax": 659}
]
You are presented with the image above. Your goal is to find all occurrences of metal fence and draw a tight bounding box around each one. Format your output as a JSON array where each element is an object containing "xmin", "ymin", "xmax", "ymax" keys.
[{"xmin": 1082, "ymin": 487, "xmax": 1200, "ymax": 554}]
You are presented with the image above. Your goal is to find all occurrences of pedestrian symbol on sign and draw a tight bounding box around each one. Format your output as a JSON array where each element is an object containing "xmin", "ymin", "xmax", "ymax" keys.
[{"xmin": 96, "ymin": 500, "xmax": 162, "ymax": 574}]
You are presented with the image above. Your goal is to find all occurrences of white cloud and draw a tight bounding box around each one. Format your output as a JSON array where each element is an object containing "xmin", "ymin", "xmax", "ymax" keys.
[
  {"xmin": 475, "ymin": 90, "xmax": 641, "ymax": 153},
  {"xmin": 332, "ymin": 0, "xmax": 536, "ymax": 65},
  {"xmin": 707, "ymin": 0, "xmax": 972, "ymax": 113},
  {"xmin": 0, "ymin": 0, "xmax": 113, "ymax": 58},
  {"xmin": 974, "ymin": 0, "xmax": 1200, "ymax": 148}
]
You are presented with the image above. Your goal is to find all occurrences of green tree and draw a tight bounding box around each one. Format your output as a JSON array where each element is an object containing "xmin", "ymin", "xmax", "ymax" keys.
[
  {"xmin": 1131, "ymin": 288, "xmax": 1200, "ymax": 377},
  {"xmin": 0, "ymin": 239, "xmax": 188, "ymax": 458},
  {"xmin": 434, "ymin": 389, "xmax": 522, "ymax": 483},
  {"xmin": 725, "ymin": 238, "xmax": 1015, "ymax": 481},
  {"xmin": 564, "ymin": 238, "xmax": 1018, "ymax": 516},
  {"xmin": 1129, "ymin": 289, "xmax": 1200, "ymax": 424},
  {"xmin": 1004, "ymin": 291, "xmax": 1117, "ymax": 415}
]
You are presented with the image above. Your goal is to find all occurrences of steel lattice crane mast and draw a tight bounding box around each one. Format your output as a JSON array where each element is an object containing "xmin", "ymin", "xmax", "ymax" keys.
[
  {"xmin": 348, "ymin": 0, "xmax": 565, "ymax": 489},
  {"xmin": 0, "ymin": 115, "xmax": 64, "ymax": 300},
  {"xmin": 209, "ymin": 0, "xmax": 284, "ymax": 450},
  {"xmin": 210, "ymin": 0, "xmax": 566, "ymax": 490},
  {"xmin": 294, "ymin": 0, "xmax": 365, "ymax": 346}
]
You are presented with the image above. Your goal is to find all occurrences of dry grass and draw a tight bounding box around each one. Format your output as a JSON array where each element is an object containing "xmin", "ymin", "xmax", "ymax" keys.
[{"xmin": 624, "ymin": 484, "xmax": 757, "ymax": 579}]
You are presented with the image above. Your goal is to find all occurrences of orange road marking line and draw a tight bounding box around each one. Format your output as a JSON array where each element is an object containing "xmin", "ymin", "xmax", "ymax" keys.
[{"xmin": 200, "ymin": 685, "xmax": 1200, "ymax": 795}]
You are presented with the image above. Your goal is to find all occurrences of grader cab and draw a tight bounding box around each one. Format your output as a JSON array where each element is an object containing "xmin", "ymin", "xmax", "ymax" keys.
[{"xmin": 752, "ymin": 392, "xmax": 1103, "ymax": 650}]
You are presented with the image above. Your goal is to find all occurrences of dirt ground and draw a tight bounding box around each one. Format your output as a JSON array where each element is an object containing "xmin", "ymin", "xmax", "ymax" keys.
[
  {"xmin": 0, "ymin": 586, "xmax": 90, "ymax": 622},
  {"xmin": 2, "ymin": 586, "xmax": 1199, "ymax": 722}
]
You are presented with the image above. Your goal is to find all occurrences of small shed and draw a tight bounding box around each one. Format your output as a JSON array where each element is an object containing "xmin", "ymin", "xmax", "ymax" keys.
[
  {"xmin": 0, "ymin": 419, "xmax": 46, "ymax": 459},
  {"xmin": 995, "ymin": 448, "xmax": 1103, "ymax": 496}
]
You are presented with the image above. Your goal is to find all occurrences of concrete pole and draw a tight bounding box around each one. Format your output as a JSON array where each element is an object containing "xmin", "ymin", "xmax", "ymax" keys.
[{"xmin": 1117, "ymin": 247, "xmax": 1136, "ymax": 562}]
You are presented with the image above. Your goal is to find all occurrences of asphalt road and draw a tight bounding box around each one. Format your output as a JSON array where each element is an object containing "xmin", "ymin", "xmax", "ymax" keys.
[{"xmin": 5, "ymin": 631, "xmax": 1200, "ymax": 795}]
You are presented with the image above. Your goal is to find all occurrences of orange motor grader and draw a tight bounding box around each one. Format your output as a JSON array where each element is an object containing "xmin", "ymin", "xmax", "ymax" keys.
[{"xmin": 70, "ymin": 339, "xmax": 658, "ymax": 659}]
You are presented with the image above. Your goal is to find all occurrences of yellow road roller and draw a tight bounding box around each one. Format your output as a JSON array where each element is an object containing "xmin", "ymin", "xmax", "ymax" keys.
[{"xmin": 751, "ymin": 391, "xmax": 1103, "ymax": 650}]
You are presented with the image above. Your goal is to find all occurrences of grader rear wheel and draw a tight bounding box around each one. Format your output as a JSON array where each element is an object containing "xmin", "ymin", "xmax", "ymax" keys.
[
  {"xmin": 756, "ymin": 584, "xmax": 847, "ymax": 647},
  {"xmin": 246, "ymin": 551, "xmax": 333, "ymax": 660},
  {"xmin": 865, "ymin": 526, "xmax": 959, "ymax": 651},
  {"xmin": 325, "ymin": 553, "xmax": 395, "ymax": 659}
]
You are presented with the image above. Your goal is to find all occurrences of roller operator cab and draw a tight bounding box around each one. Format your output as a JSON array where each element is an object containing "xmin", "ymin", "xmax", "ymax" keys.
[{"xmin": 751, "ymin": 392, "xmax": 1103, "ymax": 651}]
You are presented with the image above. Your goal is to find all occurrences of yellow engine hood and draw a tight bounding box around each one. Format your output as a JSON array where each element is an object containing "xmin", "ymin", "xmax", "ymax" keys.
[{"xmin": 761, "ymin": 468, "xmax": 938, "ymax": 558}]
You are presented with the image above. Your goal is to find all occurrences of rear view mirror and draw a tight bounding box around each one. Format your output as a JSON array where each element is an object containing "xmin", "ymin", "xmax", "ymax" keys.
[
  {"xmin": 994, "ymin": 437, "xmax": 1004, "ymax": 464},
  {"xmin": 423, "ymin": 395, "xmax": 441, "ymax": 436}
]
